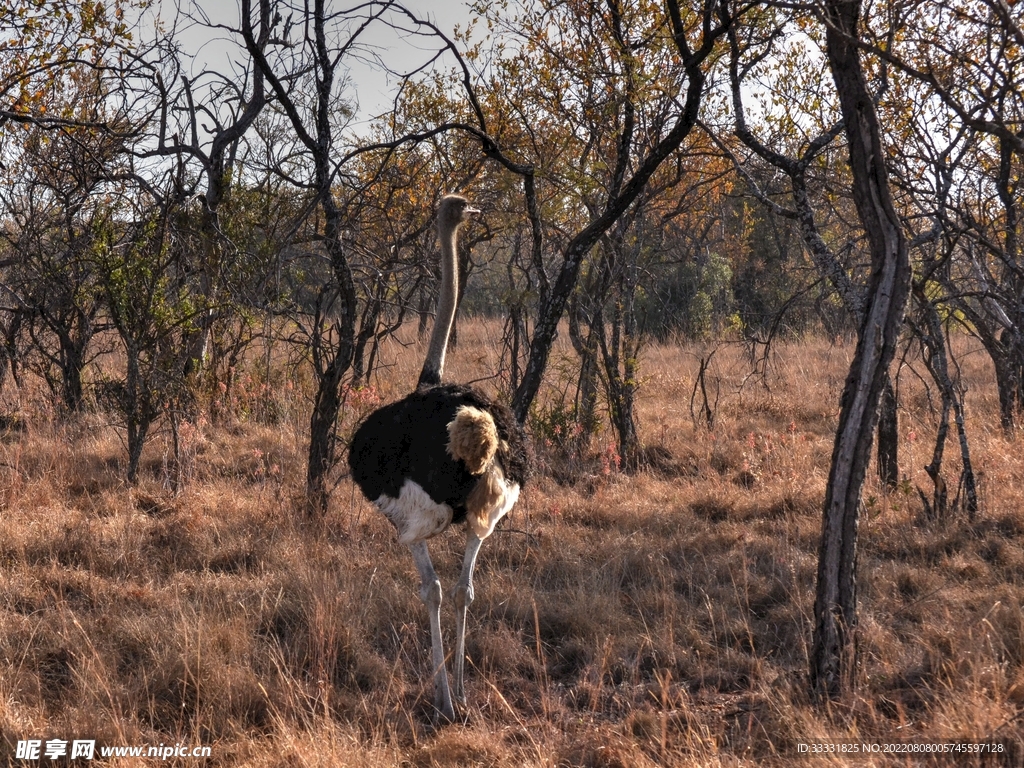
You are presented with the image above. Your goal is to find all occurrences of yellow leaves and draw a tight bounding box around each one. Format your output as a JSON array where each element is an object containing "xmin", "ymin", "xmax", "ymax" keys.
[{"xmin": 0, "ymin": 0, "xmax": 141, "ymax": 125}]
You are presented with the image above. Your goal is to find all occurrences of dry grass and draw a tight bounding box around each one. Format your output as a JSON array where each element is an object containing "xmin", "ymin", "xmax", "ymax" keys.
[{"xmin": 0, "ymin": 319, "xmax": 1022, "ymax": 766}]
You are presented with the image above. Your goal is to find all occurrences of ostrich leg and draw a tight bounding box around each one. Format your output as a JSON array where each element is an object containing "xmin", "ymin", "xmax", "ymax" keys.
[
  {"xmin": 409, "ymin": 541, "xmax": 456, "ymax": 722},
  {"xmin": 452, "ymin": 531, "xmax": 484, "ymax": 705}
]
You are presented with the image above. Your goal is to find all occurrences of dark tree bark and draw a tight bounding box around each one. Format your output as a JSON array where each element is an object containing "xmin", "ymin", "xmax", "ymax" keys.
[
  {"xmin": 997, "ymin": 329, "xmax": 1024, "ymax": 432},
  {"xmin": 592, "ymin": 225, "xmax": 644, "ymax": 470},
  {"xmin": 305, "ymin": 204, "xmax": 358, "ymax": 515},
  {"xmin": 567, "ymin": 292, "xmax": 601, "ymax": 454},
  {"xmin": 992, "ymin": 135, "xmax": 1024, "ymax": 431},
  {"xmin": 876, "ymin": 378, "xmax": 899, "ymax": 490},
  {"xmin": 810, "ymin": 0, "xmax": 912, "ymax": 701},
  {"xmin": 0, "ymin": 306, "xmax": 25, "ymax": 392},
  {"xmin": 499, "ymin": 246, "xmax": 530, "ymax": 400}
]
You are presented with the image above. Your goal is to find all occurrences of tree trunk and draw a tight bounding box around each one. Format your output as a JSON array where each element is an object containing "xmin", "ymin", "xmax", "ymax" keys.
[
  {"xmin": 914, "ymin": 289, "xmax": 979, "ymax": 520},
  {"xmin": 598, "ymin": 265, "xmax": 642, "ymax": 471},
  {"xmin": 124, "ymin": 341, "xmax": 156, "ymax": 485},
  {"xmin": 998, "ymin": 328, "xmax": 1024, "ymax": 432},
  {"xmin": 567, "ymin": 294, "xmax": 601, "ymax": 453},
  {"xmin": 305, "ymin": 207, "xmax": 357, "ymax": 516},
  {"xmin": 1, "ymin": 310, "xmax": 25, "ymax": 390},
  {"xmin": 417, "ymin": 288, "xmax": 431, "ymax": 340},
  {"xmin": 810, "ymin": 0, "xmax": 912, "ymax": 701},
  {"xmin": 449, "ymin": 246, "xmax": 472, "ymax": 349},
  {"xmin": 916, "ymin": 294, "xmax": 954, "ymax": 518},
  {"xmin": 876, "ymin": 376, "xmax": 899, "ymax": 490},
  {"xmin": 58, "ymin": 320, "xmax": 93, "ymax": 414},
  {"xmin": 730, "ymin": 8, "xmax": 905, "ymax": 498},
  {"xmin": 306, "ymin": 354, "xmax": 345, "ymax": 515},
  {"xmin": 499, "ymin": 250, "xmax": 530, "ymax": 399}
]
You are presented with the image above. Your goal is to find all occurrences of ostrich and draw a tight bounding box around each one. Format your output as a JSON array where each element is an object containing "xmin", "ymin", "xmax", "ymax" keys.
[{"xmin": 348, "ymin": 194, "xmax": 530, "ymax": 722}]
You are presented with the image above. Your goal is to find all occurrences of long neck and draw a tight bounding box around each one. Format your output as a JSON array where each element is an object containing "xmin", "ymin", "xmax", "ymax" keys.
[{"xmin": 417, "ymin": 218, "xmax": 459, "ymax": 388}]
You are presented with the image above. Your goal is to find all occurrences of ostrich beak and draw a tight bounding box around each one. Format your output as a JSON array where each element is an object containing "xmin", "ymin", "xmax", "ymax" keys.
[{"xmin": 465, "ymin": 205, "xmax": 481, "ymax": 215}]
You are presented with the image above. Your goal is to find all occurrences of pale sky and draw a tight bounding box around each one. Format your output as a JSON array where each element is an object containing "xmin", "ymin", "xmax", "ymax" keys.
[{"xmin": 154, "ymin": 0, "xmax": 478, "ymax": 128}]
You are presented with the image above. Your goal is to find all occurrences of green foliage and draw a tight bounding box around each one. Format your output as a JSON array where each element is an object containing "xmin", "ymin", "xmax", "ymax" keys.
[
  {"xmin": 89, "ymin": 205, "xmax": 208, "ymax": 481},
  {"xmin": 639, "ymin": 251, "xmax": 735, "ymax": 341},
  {"xmin": 94, "ymin": 215, "xmax": 188, "ymax": 344}
]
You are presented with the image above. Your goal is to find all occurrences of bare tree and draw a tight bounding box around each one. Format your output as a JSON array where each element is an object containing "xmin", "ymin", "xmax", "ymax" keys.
[
  {"xmin": 809, "ymin": 0, "xmax": 912, "ymax": 700},
  {"xmin": 865, "ymin": 0, "xmax": 1024, "ymax": 434},
  {"xmin": 134, "ymin": 9, "xmax": 271, "ymax": 386},
  {"xmin": 724, "ymin": 11, "xmax": 904, "ymax": 489},
  {"xmin": 508, "ymin": 0, "xmax": 736, "ymax": 423},
  {"xmin": 2, "ymin": 118, "xmax": 113, "ymax": 412}
]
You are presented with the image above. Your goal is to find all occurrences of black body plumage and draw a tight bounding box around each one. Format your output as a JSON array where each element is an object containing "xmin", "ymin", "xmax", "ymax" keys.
[{"xmin": 348, "ymin": 383, "xmax": 530, "ymax": 524}]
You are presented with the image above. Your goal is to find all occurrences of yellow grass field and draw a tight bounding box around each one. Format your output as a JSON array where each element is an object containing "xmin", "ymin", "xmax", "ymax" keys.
[{"xmin": 0, "ymin": 318, "xmax": 1022, "ymax": 766}]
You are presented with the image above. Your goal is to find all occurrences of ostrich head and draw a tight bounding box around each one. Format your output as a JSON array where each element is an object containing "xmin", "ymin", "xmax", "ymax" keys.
[{"xmin": 437, "ymin": 194, "xmax": 479, "ymax": 234}]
